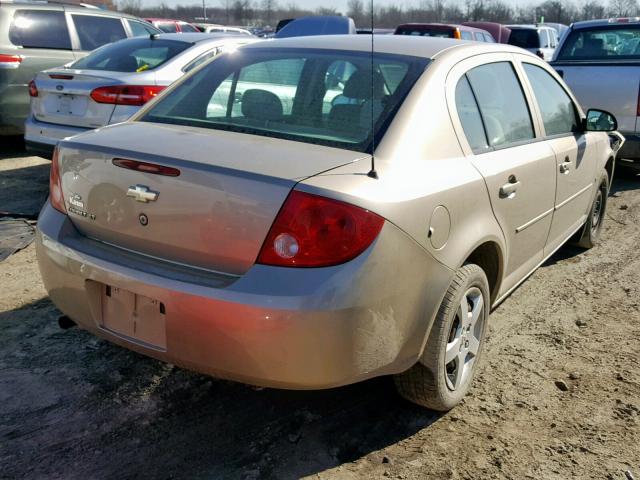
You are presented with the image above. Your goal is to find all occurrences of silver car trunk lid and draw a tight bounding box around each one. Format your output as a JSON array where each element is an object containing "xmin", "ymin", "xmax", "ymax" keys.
[
  {"xmin": 57, "ymin": 122, "xmax": 366, "ymax": 275},
  {"xmin": 32, "ymin": 69, "xmax": 153, "ymax": 129}
]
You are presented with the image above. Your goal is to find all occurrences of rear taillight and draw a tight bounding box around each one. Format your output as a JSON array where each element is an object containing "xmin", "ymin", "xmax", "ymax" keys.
[
  {"xmin": 28, "ymin": 79, "xmax": 38, "ymax": 97},
  {"xmin": 257, "ymin": 191, "xmax": 384, "ymax": 267},
  {"xmin": 90, "ymin": 85, "xmax": 166, "ymax": 106},
  {"xmin": 49, "ymin": 147, "xmax": 67, "ymax": 214},
  {"xmin": 0, "ymin": 54, "xmax": 22, "ymax": 69},
  {"xmin": 453, "ymin": 28, "xmax": 462, "ymax": 40}
]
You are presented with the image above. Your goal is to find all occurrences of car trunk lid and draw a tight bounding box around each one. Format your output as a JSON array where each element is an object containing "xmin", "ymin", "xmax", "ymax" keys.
[
  {"xmin": 32, "ymin": 69, "xmax": 152, "ymax": 129},
  {"xmin": 57, "ymin": 122, "xmax": 367, "ymax": 275}
]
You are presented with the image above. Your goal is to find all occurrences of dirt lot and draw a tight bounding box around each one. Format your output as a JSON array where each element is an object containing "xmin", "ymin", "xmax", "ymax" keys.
[{"xmin": 1, "ymin": 141, "xmax": 638, "ymax": 480}]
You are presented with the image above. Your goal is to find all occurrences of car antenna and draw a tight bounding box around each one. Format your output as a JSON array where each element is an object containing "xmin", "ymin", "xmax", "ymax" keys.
[{"xmin": 366, "ymin": 0, "xmax": 378, "ymax": 179}]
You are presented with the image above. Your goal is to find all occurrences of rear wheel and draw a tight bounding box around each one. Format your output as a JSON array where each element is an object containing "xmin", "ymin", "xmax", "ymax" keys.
[
  {"xmin": 574, "ymin": 171, "xmax": 609, "ymax": 249},
  {"xmin": 394, "ymin": 264, "xmax": 489, "ymax": 411}
]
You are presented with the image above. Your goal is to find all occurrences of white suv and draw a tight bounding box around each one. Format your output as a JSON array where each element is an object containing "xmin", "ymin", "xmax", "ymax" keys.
[{"xmin": 508, "ymin": 25, "xmax": 559, "ymax": 61}]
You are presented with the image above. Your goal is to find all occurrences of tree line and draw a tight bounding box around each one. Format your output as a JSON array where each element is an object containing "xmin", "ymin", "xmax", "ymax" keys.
[{"xmin": 117, "ymin": 0, "xmax": 640, "ymax": 28}]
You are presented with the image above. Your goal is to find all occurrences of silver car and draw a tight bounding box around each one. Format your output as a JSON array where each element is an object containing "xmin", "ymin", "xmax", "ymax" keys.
[
  {"xmin": 25, "ymin": 33, "xmax": 255, "ymax": 158},
  {"xmin": 36, "ymin": 35, "xmax": 621, "ymax": 410}
]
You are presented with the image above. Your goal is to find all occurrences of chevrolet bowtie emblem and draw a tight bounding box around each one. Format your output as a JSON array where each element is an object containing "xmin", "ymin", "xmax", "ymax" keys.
[{"xmin": 126, "ymin": 184, "xmax": 159, "ymax": 203}]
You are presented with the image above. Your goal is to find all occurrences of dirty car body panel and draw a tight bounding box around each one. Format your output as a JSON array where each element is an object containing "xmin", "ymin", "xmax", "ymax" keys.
[{"xmin": 37, "ymin": 36, "xmax": 617, "ymax": 390}]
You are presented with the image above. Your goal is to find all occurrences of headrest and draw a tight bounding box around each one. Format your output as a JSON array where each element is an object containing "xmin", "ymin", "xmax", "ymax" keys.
[
  {"xmin": 343, "ymin": 70, "xmax": 385, "ymax": 100},
  {"xmin": 241, "ymin": 89, "xmax": 283, "ymax": 121}
]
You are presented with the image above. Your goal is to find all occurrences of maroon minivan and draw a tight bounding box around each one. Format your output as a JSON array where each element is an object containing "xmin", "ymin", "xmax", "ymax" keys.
[{"xmin": 394, "ymin": 23, "xmax": 494, "ymax": 42}]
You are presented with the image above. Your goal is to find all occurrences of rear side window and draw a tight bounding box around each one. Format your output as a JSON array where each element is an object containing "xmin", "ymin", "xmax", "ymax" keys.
[
  {"xmin": 72, "ymin": 15, "xmax": 127, "ymax": 51},
  {"xmin": 128, "ymin": 19, "xmax": 159, "ymax": 37},
  {"xmin": 455, "ymin": 76, "xmax": 488, "ymax": 151},
  {"xmin": 508, "ymin": 29, "xmax": 540, "ymax": 49},
  {"xmin": 9, "ymin": 10, "xmax": 71, "ymax": 50},
  {"xmin": 484, "ymin": 33, "xmax": 495, "ymax": 43},
  {"xmin": 466, "ymin": 62, "xmax": 535, "ymax": 148},
  {"xmin": 461, "ymin": 31, "xmax": 473, "ymax": 40},
  {"xmin": 157, "ymin": 22, "xmax": 178, "ymax": 33},
  {"xmin": 70, "ymin": 38, "xmax": 191, "ymax": 72},
  {"xmin": 557, "ymin": 25, "xmax": 640, "ymax": 60},
  {"xmin": 179, "ymin": 23, "xmax": 199, "ymax": 33},
  {"xmin": 523, "ymin": 63, "xmax": 579, "ymax": 136},
  {"xmin": 396, "ymin": 27, "xmax": 454, "ymax": 38}
]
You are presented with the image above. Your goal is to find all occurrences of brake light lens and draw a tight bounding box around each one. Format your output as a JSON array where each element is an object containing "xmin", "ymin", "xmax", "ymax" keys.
[
  {"xmin": 28, "ymin": 79, "xmax": 38, "ymax": 97},
  {"xmin": 49, "ymin": 147, "xmax": 67, "ymax": 214},
  {"xmin": 90, "ymin": 85, "xmax": 166, "ymax": 106},
  {"xmin": 257, "ymin": 191, "xmax": 384, "ymax": 267},
  {"xmin": 453, "ymin": 28, "xmax": 462, "ymax": 40},
  {"xmin": 0, "ymin": 54, "xmax": 22, "ymax": 68}
]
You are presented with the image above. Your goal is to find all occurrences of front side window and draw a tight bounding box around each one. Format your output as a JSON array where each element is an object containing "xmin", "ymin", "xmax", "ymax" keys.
[
  {"xmin": 523, "ymin": 63, "xmax": 579, "ymax": 136},
  {"xmin": 72, "ymin": 15, "xmax": 127, "ymax": 51},
  {"xmin": 9, "ymin": 10, "xmax": 71, "ymax": 50},
  {"xmin": 141, "ymin": 49, "xmax": 428, "ymax": 152},
  {"xmin": 556, "ymin": 25, "xmax": 640, "ymax": 60},
  {"xmin": 70, "ymin": 38, "xmax": 191, "ymax": 72},
  {"xmin": 466, "ymin": 62, "xmax": 535, "ymax": 148},
  {"xmin": 455, "ymin": 75, "xmax": 488, "ymax": 151}
]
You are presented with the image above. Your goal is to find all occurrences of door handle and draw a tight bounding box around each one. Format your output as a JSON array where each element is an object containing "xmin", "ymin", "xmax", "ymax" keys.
[
  {"xmin": 499, "ymin": 175, "xmax": 520, "ymax": 198},
  {"xmin": 560, "ymin": 156, "xmax": 572, "ymax": 174}
]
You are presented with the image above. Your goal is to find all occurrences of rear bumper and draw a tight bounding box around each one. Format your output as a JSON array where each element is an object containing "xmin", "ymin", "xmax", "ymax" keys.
[
  {"xmin": 618, "ymin": 133, "xmax": 640, "ymax": 170},
  {"xmin": 36, "ymin": 203, "xmax": 453, "ymax": 389},
  {"xmin": 24, "ymin": 116, "xmax": 90, "ymax": 152}
]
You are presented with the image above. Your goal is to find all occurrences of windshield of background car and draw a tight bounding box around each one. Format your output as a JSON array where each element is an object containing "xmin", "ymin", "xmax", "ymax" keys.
[
  {"xmin": 70, "ymin": 38, "xmax": 192, "ymax": 72},
  {"xmin": 557, "ymin": 25, "xmax": 640, "ymax": 60},
  {"xmin": 508, "ymin": 28, "xmax": 540, "ymax": 48},
  {"xmin": 140, "ymin": 48, "xmax": 429, "ymax": 152}
]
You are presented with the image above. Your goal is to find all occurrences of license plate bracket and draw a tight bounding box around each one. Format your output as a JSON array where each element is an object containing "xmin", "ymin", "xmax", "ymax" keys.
[{"xmin": 100, "ymin": 284, "xmax": 167, "ymax": 350}]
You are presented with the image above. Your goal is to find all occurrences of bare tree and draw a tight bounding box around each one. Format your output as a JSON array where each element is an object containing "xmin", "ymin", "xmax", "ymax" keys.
[
  {"xmin": 117, "ymin": 0, "xmax": 141, "ymax": 15},
  {"xmin": 347, "ymin": 0, "xmax": 366, "ymax": 26},
  {"xmin": 609, "ymin": 0, "xmax": 639, "ymax": 16},
  {"xmin": 261, "ymin": 0, "xmax": 277, "ymax": 25}
]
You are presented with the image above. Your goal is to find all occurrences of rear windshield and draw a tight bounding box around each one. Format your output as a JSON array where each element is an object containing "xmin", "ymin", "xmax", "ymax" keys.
[
  {"xmin": 70, "ymin": 38, "xmax": 192, "ymax": 72},
  {"xmin": 556, "ymin": 25, "xmax": 640, "ymax": 61},
  {"xmin": 141, "ymin": 48, "xmax": 428, "ymax": 152},
  {"xmin": 508, "ymin": 28, "xmax": 540, "ymax": 48},
  {"xmin": 395, "ymin": 27, "xmax": 454, "ymax": 38},
  {"xmin": 9, "ymin": 10, "xmax": 71, "ymax": 50}
]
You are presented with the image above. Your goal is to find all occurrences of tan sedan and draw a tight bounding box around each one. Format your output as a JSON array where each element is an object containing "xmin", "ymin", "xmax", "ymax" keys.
[{"xmin": 36, "ymin": 35, "xmax": 622, "ymax": 410}]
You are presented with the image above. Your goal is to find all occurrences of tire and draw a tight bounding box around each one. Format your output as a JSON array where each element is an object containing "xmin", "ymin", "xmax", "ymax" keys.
[
  {"xmin": 574, "ymin": 170, "xmax": 609, "ymax": 249},
  {"xmin": 394, "ymin": 264, "xmax": 490, "ymax": 411}
]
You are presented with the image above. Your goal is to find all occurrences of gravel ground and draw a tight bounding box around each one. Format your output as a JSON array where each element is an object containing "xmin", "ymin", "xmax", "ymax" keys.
[{"xmin": 1, "ymin": 143, "xmax": 638, "ymax": 480}]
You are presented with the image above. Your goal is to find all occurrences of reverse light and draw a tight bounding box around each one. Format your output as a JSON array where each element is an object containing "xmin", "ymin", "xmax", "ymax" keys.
[
  {"xmin": 257, "ymin": 191, "xmax": 384, "ymax": 267},
  {"xmin": 90, "ymin": 85, "xmax": 166, "ymax": 106},
  {"xmin": 49, "ymin": 147, "xmax": 67, "ymax": 214},
  {"xmin": 28, "ymin": 79, "xmax": 38, "ymax": 97},
  {"xmin": 0, "ymin": 54, "xmax": 22, "ymax": 69}
]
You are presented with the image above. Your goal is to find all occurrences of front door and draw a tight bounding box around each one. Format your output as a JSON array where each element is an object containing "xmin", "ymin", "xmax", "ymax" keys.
[{"xmin": 519, "ymin": 61, "xmax": 598, "ymax": 256}]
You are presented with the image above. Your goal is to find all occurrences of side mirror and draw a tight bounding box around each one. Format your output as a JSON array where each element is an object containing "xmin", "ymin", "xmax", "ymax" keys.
[{"xmin": 584, "ymin": 109, "xmax": 618, "ymax": 132}]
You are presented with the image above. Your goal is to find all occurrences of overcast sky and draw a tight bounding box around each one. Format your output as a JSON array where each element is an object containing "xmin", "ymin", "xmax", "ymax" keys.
[{"xmin": 140, "ymin": 0, "xmax": 528, "ymax": 12}]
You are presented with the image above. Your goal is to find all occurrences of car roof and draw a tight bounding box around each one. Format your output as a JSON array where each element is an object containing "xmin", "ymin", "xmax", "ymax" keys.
[
  {"xmin": 571, "ymin": 18, "xmax": 640, "ymax": 29},
  {"xmin": 244, "ymin": 34, "xmax": 529, "ymax": 59},
  {"xmin": 0, "ymin": 0, "xmax": 136, "ymax": 17},
  {"xmin": 396, "ymin": 22, "xmax": 485, "ymax": 31}
]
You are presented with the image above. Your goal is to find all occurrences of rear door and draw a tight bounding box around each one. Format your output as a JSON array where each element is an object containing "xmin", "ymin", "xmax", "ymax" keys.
[
  {"xmin": 448, "ymin": 54, "xmax": 557, "ymax": 295},
  {"xmin": 519, "ymin": 59, "xmax": 598, "ymax": 255}
]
